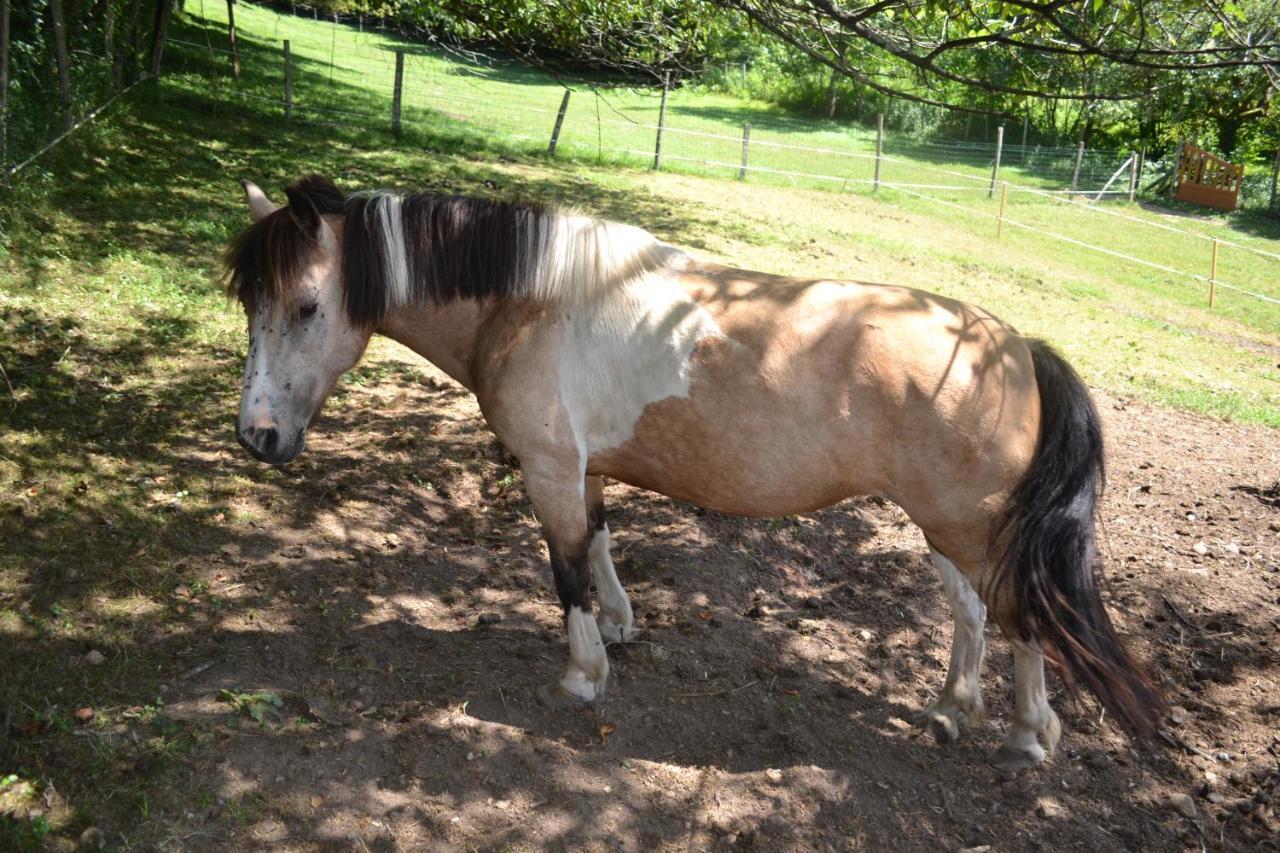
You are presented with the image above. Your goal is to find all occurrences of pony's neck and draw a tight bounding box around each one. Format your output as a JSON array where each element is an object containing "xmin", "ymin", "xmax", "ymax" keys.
[{"xmin": 377, "ymin": 298, "xmax": 493, "ymax": 392}]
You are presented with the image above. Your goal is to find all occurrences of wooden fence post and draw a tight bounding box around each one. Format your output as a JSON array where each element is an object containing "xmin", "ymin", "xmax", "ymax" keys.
[
  {"xmin": 391, "ymin": 49, "xmax": 404, "ymax": 136},
  {"xmin": 547, "ymin": 89, "xmax": 570, "ymax": 155},
  {"xmin": 1128, "ymin": 149, "xmax": 1139, "ymax": 202},
  {"xmin": 1020, "ymin": 114, "xmax": 1028, "ymax": 163},
  {"xmin": 653, "ymin": 71, "xmax": 669, "ymax": 170},
  {"xmin": 283, "ymin": 39, "xmax": 292, "ymax": 121},
  {"xmin": 1171, "ymin": 142, "xmax": 1185, "ymax": 198},
  {"xmin": 997, "ymin": 181, "xmax": 1008, "ymax": 237},
  {"xmin": 738, "ymin": 122, "xmax": 751, "ymax": 180},
  {"xmin": 989, "ymin": 124, "xmax": 1004, "ymax": 198},
  {"xmin": 1270, "ymin": 150, "xmax": 1279, "ymax": 213},
  {"xmin": 1069, "ymin": 140, "xmax": 1085, "ymax": 199},
  {"xmin": 226, "ymin": 0, "xmax": 240, "ymax": 80},
  {"xmin": 1209, "ymin": 238, "xmax": 1219, "ymax": 307},
  {"xmin": 874, "ymin": 112, "xmax": 884, "ymax": 192}
]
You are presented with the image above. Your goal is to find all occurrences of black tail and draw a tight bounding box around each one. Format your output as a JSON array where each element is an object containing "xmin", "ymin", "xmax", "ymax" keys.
[{"xmin": 989, "ymin": 339, "xmax": 1161, "ymax": 736}]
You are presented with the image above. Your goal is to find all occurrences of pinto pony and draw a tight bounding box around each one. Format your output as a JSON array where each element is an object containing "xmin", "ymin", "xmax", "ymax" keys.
[{"xmin": 225, "ymin": 175, "xmax": 1159, "ymax": 771}]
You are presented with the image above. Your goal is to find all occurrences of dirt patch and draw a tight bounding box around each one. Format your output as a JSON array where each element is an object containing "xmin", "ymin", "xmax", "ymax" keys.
[{"xmin": 7, "ymin": 346, "xmax": 1280, "ymax": 851}]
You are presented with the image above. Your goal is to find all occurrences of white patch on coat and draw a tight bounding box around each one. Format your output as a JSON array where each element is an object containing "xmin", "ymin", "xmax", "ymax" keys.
[
  {"xmin": 932, "ymin": 549, "xmax": 986, "ymax": 716},
  {"xmin": 239, "ymin": 311, "xmax": 275, "ymax": 429},
  {"xmin": 559, "ymin": 270, "xmax": 723, "ymax": 455},
  {"xmin": 560, "ymin": 605, "xmax": 609, "ymax": 701},
  {"xmin": 1002, "ymin": 643, "xmax": 1061, "ymax": 760},
  {"xmin": 589, "ymin": 524, "xmax": 634, "ymax": 642}
]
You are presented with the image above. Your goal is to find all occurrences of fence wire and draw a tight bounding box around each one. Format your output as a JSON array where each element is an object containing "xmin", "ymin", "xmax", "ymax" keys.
[{"xmin": 160, "ymin": 4, "xmax": 1280, "ymax": 323}]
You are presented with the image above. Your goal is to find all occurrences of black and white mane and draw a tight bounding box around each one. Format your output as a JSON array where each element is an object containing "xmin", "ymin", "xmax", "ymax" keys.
[{"xmin": 225, "ymin": 175, "xmax": 677, "ymax": 326}]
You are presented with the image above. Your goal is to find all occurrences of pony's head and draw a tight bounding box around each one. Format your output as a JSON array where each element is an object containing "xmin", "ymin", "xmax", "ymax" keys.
[{"xmin": 225, "ymin": 176, "xmax": 371, "ymax": 466}]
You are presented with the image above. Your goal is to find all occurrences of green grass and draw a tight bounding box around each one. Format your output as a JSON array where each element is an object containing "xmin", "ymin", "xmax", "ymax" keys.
[
  {"xmin": 171, "ymin": 0, "xmax": 1280, "ymax": 340},
  {"xmin": 0, "ymin": 5, "xmax": 1277, "ymax": 847}
]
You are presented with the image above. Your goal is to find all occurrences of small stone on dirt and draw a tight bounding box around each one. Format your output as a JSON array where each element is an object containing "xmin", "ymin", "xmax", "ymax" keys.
[
  {"xmin": 478, "ymin": 612, "xmax": 502, "ymax": 626},
  {"xmin": 1193, "ymin": 541, "xmax": 1209, "ymax": 556},
  {"xmin": 803, "ymin": 596, "xmax": 821, "ymax": 609},
  {"xmin": 1084, "ymin": 752, "xmax": 1110, "ymax": 770},
  {"xmin": 75, "ymin": 707, "xmax": 94, "ymax": 722},
  {"xmin": 1165, "ymin": 792, "xmax": 1197, "ymax": 819},
  {"xmin": 959, "ymin": 847, "xmax": 991, "ymax": 853},
  {"xmin": 85, "ymin": 650, "xmax": 105, "ymax": 665},
  {"xmin": 78, "ymin": 827, "xmax": 105, "ymax": 851},
  {"xmin": 764, "ymin": 768, "xmax": 783, "ymax": 783},
  {"xmin": 1035, "ymin": 797, "xmax": 1066, "ymax": 819}
]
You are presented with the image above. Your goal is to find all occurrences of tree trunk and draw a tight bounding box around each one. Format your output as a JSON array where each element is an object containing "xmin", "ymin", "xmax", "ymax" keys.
[
  {"xmin": 123, "ymin": 0, "xmax": 142, "ymax": 82},
  {"xmin": 226, "ymin": 0, "xmax": 240, "ymax": 79},
  {"xmin": 104, "ymin": 0, "xmax": 116, "ymax": 59},
  {"xmin": 148, "ymin": 0, "xmax": 171, "ymax": 77},
  {"xmin": 825, "ymin": 67, "xmax": 838, "ymax": 118},
  {"xmin": 1, "ymin": 0, "xmax": 9, "ymax": 182},
  {"xmin": 1215, "ymin": 117, "xmax": 1242, "ymax": 157},
  {"xmin": 49, "ymin": 0, "xmax": 73, "ymax": 130}
]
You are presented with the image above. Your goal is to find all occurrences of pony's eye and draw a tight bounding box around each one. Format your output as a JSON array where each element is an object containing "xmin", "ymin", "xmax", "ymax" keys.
[{"xmin": 299, "ymin": 302, "xmax": 319, "ymax": 321}]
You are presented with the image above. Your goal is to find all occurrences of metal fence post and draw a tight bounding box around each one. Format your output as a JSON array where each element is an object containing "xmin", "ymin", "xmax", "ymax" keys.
[
  {"xmin": 653, "ymin": 71, "xmax": 669, "ymax": 170},
  {"xmin": 738, "ymin": 122, "xmax": 751, "ymax": 180},
  {"xmin": 1069, "ymin": 140, "xmax": 1085, "ymax": 199},
  {"xmin": 1020, "ymin": 115, "xmax": 1028, "ymax": 163},
  {"xmin": 391, "ymin": 49, "xmax": 404, "ymax": 136},
  {"xmin": 989, "ymin": 124, "xmax": 1004, "ymax": 198},
  {"xmin": 283, "ymin": 39, "xmax": 292, "ymax": 121},
  {"xmin": 547, "ymin": 89, "xmax": 570, "ymax": 155},
  {"xmin": 874, "ymin": 112, "xmax": 883, "ymax": 192}
]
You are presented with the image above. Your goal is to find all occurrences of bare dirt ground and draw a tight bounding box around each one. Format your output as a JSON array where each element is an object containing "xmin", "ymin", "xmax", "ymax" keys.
[{"xmin": 17, "ymin": 344, "xmax": 1280, "ymax": 851}]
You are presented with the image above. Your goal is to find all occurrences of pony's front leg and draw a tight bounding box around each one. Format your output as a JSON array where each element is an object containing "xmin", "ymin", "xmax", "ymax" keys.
[
  {"xmin": 524, "ymin": 467, "xmax": 610, "ymax": 708},
  {"xmin": 585, "ymin": 475, "xmax": 634, "ymax": 644}
]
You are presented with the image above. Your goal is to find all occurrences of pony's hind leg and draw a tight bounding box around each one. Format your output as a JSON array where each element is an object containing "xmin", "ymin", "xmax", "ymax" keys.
[
  {"xmin": 917, "ymin": 548, "xmax": 987, "ymax": 742},
  {"xmin": 523, "ymin": 464, "xmax": 609, "ymax": 708},
  {"xmin": 991, "ymin": 643, "xmax": 1062, "ymax": 773},
  {"xmin": 585, "ymin": 475, "xmax": 635, "ymax": 643}
]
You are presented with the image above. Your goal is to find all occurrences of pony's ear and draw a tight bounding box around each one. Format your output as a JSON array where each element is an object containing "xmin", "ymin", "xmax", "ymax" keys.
[
  {"xmin": 284, "ymin": 183, "xmax": 323, "ymax": 237},
  {"xmin": 241, "ymin": 179, "xmax": 278, "ymax": 222}
]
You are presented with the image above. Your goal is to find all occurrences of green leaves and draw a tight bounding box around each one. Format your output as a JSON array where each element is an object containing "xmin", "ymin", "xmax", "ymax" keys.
[{"xmin": 217, "ymin": 689, "xmax": 284, "ymax": 725}]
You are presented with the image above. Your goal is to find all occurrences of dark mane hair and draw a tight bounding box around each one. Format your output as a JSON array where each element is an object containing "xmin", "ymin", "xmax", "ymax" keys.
[
  {"xmin": 225, "ymin": 174, "xmax": 674, "ymax": 328},
  {"xmin": 223, "ymin": 175, "xmax": 346, "ymax": 312}
]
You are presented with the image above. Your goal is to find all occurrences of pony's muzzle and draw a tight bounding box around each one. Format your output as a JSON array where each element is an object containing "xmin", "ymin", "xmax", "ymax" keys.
[{"xmin": 236, "ymin": 422, "xmax": 303, "ymax": 466}]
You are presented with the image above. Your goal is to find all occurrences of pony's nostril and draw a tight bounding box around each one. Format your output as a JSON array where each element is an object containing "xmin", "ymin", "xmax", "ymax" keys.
[{"xmin": 261, "ymin": 428, "xmax": 279, "ymax": 451}]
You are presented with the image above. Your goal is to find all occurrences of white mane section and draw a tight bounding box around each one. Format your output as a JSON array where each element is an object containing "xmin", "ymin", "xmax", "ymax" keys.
[
  {"xmin": 529, "ymin": 213, "xmax": 682, "ymax": 305},
  {"xmin": 373, "ymin": 194, "xmax": 411, "ymax": 310}
]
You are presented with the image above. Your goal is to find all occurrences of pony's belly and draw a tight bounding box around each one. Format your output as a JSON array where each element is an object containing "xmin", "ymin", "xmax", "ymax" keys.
[{"xmin": 586, "ymin": 389, "xmax": 875, "ymax": 518}]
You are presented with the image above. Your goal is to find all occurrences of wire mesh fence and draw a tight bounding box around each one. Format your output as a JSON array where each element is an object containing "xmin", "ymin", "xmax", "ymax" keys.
[
  {"xmin": 48, "ymin": 0, "xmax": 1267, "ymax": 330},
  {"xmin": 2, "ymin": 0, "xmax": 157, "ymax": 182}
]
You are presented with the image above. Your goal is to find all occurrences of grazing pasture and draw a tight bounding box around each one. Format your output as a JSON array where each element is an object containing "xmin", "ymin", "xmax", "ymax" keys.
[{"xmin": 1, "ymin": 12, "xmax": 1279, "ymax": 851}]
